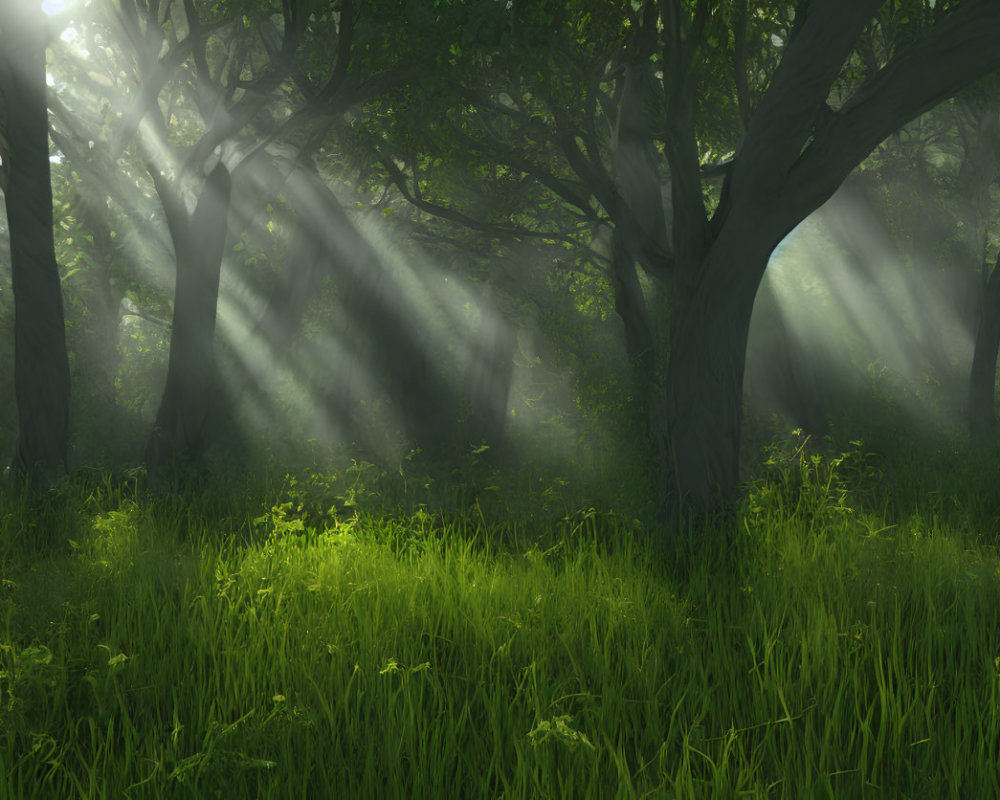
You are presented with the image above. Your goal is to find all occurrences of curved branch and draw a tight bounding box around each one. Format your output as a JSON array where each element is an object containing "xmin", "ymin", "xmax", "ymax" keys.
[
  {"xmin": 731, "ymin": 0, "xmax": 879, "ymax": 203},
  {"xmin": 788, "ymin": 0, "xmax": 1000, "ymax": 213}
]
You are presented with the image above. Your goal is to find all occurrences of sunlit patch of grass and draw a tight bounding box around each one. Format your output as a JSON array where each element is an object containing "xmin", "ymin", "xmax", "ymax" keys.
[{"xmin": 1, "ymin": 440, "xmax": 1000, "ymax": 797}]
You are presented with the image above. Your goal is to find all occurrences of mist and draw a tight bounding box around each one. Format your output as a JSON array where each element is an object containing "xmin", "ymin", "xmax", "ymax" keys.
[{"xmin": 745, "ymin": 174, "xmax": 975, "ymax": 442}]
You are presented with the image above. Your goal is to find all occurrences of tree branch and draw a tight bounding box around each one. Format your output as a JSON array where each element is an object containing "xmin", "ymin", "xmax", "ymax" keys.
[
  {"xmin": 731, "ymin": 0, "xmax": 880, "ymax": 205},
  {"xmin": 318, "ymin": 0, "xmax": 355, "ymax": 102},
  {"xmin": 377, "ymin": 150, "xmax": 583, "ymax": 244},
  {"xmin": 787, "ymin": 0, "xmax": 1000, "ymax": 213}
]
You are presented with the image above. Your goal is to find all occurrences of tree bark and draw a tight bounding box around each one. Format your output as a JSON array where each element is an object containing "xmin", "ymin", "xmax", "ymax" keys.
[
  {"xmin": 656, "ymin": 208, "xmax": 785, "ymax": 514},
  {"xmin": 969, "ymin": 251, "xmax": 1000, "ymax": 442},
  {"xmin": 960, "ymin": 99, "xmax": 1000, "ymax": 442},
  {"xmin": 607, "ymin": 28, "xmax": 664, "ymax": 440},
  {"xmin": 145, "ymin": 163, "xmax": 231, "ymax": 478},
  {"xmin": 0, "ymin": 2, "xmax": 71, "ymax": 483}
]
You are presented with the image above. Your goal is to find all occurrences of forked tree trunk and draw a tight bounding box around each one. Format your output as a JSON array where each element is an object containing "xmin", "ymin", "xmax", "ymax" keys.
[
  {"xmin": 145, "ymin": 163, "xmax": 231, "ymax": 478},
  {"xmin": 0, "ymin": 2, "xmax": 71, "ymax": 482}
]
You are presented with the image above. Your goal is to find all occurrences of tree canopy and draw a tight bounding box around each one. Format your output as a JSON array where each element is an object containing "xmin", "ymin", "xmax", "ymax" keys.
[{"xmin": 0, "ymin": 0, "xmax": 997, "ymax": 533}]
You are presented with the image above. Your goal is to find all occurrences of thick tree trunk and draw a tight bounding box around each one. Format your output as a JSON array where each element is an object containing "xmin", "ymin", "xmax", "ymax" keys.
[
  {"xmin": 969, "ymin": 251, "xmax": 1000, "ymax": 442},
  {"xmin": 145, "ymin": 163, "xmax": 231, "ymax": 478},
  {"xmin": 654, "ymin": 212, "xmax": 779, "ymax": 519},
  {"xmin": 0, "ymin": 3, "xmax": 71, "ymax": 482}
]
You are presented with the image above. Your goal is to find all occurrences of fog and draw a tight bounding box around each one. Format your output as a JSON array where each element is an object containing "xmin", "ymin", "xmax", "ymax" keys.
[
  {"xmin": 745, "ymin": 175, "xmax": 975, "ymax": 439},
  {"xmin": 4, "ymin": 0, "xmax": 987, "ymax": 486}
]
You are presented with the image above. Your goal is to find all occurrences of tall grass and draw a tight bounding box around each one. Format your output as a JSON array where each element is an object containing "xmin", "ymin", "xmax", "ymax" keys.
[{"xmin": 1, "ymin": 435, "xmax": 999, "ymax": 798}]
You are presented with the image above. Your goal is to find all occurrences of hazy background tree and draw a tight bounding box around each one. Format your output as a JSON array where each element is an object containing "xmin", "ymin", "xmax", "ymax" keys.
[
  {"xmin": 0, "ymin": 0, "xmax": 71, "ymax": 482},
  {"xmin": 959, "ymin": 89, "xmax": 1000, "ymax": 441}
]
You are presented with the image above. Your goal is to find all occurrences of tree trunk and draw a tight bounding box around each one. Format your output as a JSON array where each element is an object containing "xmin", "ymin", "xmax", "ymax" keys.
[
  {"xmin": 610, "ymin": 226, "xmax": 657, "ymax": 446},
  {"xmin": 654, "ymin": 209, "xmax": 783, "ymax": 519},
  {"xmin": 145, "ymin": 163, "xmax": 231, "ymax": 478},
  {"xmin": 0, "ymin": 2, "xmax": 71, "ymax": 482},
  {"xmin": 462, "ymin": 286, "xmax": 515, "ymax": 451},
  {"xmin": 960, "ymin": 100, "xmax": 999, "ymax": 442},
  {"xmin": 611, "ymin": 227, "xmax": 654, "ymax": 376},
  {"xmin": 969, "ymin": 251, "xmax": 1000, "ymax": 442}
]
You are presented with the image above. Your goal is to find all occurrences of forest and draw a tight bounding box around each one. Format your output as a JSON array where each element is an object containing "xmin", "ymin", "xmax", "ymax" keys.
[{"xmin": 1, "ymin": 0, "xmax": 1000, "ymax": 796}]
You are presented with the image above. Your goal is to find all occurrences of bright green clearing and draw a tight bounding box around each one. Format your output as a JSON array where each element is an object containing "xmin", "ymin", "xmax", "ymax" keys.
[{"xmin": 1, "ymin": 432, "xmax": 999, "ymax": 799}]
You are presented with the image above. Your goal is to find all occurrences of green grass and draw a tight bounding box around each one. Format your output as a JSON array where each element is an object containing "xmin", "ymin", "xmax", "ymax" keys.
[{"xmin": 1, "ymin": 435, "xmax": 1000, "ymax": 798}]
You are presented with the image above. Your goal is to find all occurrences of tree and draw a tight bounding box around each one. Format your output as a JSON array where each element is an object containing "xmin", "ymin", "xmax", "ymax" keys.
[
  {"xmin": 653, "ymin": 0, "xmax": 1000, "ymax": 517},
  {"xmin": 0, "ymin": 0, "xmax": 71, "ymax": 482},
  {"xmin": 79, "ymin": 0, "xmax": 319, "ymax": 478},
  {"xmin": 50, "ymin": 0, "xmax": 491, "ymax": 470},
  {"xmin": 970, "ymin": 249, "xmax": 1000, "ymax": 440},
  {"xmin": 368, "ymin": 0, "xmax": 1000, "ymax": 524},
  {"xmin": 958, "ymin": 91, "xmax": 1000, "ymax": 441},
  {"xmin": 144, "ymin": 161, "xmax": 231, "ymax": 475}
]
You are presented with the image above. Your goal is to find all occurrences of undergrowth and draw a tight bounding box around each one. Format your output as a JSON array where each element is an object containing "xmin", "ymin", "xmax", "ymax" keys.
[{"xmin": 0, "ymin": 431, "xmax": 998, "ymax": 798}]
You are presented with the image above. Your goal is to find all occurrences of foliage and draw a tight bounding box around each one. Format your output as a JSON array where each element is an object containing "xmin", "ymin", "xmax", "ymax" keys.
[
  {"xmin": 2, "ymin": 429, "xmax": 1000, "ymax": 795},
  {"xmin": 743, "ymin": 428, "xmax": 883, "ymax": 550}
]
